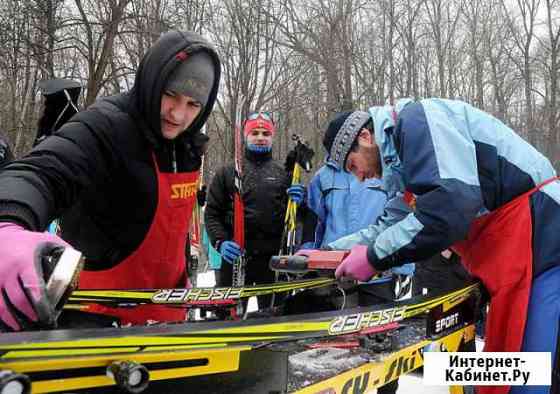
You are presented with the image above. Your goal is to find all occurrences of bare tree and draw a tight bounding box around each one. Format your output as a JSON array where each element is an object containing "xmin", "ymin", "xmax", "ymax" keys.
[
  {"xmin": 424, "ymin": 0, "xmax": 460, "ymax": 97},
  {"xmin": 354, "ymin": 0, "xmax": 399, "ymax": 104},
  {"xmin": 537, "ymin": 0, "xmax": 560, "ymax": 165},
  {"xmin": 264, "ymin": 0, "xmax": 363, "ymax": 115},
  {"xmin": 394, "ymin": 0, "xmax": 426, "ymax": 99},
  {"xmin": 502, "ymin": 0, "xmax": 541, "ymax": 142},
  {"xmin": 460, "ymin": 0, "xmax": 494, "ymax": 107},
  {"xmin": 0, "ymin": 0, "xmax": 559, "ymax": 168},
  {"xmin": 205, "ymin": 0, "xmax": 304, "ymax": 163},
  {"xmin": 72, "ymin": 0, "xmax": 131, "ymax": 105},
  {"xmin": 0, "ymin": 0, "xmax": 41, "ymax": 155},
  {"xmin": 27, "ymin": 0, "xmax": 66, "ymax": 78}
]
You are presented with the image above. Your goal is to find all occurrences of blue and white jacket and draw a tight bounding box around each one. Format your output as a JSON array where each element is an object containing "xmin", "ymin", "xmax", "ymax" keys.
[{"xmin": 338, "ymin": 98, "xmax": 560, "ymax": 277}]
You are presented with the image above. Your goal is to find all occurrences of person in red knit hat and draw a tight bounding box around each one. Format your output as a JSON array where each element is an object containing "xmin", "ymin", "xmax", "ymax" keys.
[{"xmin": 205, "ymin": 111, "xmax": 305, "ymax": 311}]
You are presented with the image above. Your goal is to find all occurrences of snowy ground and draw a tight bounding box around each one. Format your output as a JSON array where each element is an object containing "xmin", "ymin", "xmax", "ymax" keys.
[{"xmin": 196, "ymin": 270, "xmax": 481, "ymax": 394}]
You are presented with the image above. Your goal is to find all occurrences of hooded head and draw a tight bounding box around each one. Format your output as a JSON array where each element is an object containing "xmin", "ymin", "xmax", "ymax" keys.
[{"xmin": 130, "ymin": 30, "xmax": 221, "ymax": 144}]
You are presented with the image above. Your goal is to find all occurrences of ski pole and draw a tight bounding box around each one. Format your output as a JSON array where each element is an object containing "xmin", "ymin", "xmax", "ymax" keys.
[
  {"xmin": 279, "ymin": 134, "xmax": 314, "ymax": 256},
  {"xmin": 270, "ymin": 135, "xmax": 314, "ymax": 309}
]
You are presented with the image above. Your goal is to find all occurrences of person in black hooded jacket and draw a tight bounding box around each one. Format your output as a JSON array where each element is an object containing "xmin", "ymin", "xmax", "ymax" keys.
[{"xmin": 0, "ymin": 30, "xmax": 221, "ymax": 330}]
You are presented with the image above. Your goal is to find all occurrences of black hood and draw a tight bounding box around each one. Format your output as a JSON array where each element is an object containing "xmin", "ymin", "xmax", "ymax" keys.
[{"xmin": 129, "ymin": 30, "xmax": 221, "ymax": 147}]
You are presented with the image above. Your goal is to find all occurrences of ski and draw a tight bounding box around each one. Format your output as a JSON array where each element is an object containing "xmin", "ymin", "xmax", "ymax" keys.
[
  {"xmin": 0, "ymin": 282, "xmax": 479, "ymax": 393},
  {"xmin": 63, "ymin": 277, "xmax": 337, "ymax": 308},
  {"xmin": 0, "ymin": 282, "xmax": 479, "ymax": 356},
  {"xmin": 231, "ymin": 97, "xmax": 246, "ymax": 290}
]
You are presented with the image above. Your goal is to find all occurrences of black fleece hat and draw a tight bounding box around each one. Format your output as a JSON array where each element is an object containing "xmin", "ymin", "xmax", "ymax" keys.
[{"xmin": 323, "ymin": 110, "xmax": 370, "ymax": 169}]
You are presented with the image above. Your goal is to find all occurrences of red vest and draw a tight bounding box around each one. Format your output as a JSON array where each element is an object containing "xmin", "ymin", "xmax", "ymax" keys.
[
  {"xmin": 79, "ymin": 157, "xmax": 198, "ymax": 325},
  {"xmin": 451, "ymin": 177, "xmax": 557, "ymax": 394}
]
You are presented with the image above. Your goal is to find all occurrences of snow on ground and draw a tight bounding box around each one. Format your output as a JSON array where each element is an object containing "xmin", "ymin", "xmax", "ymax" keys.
[
  {"xmin": 197, "ymin": 270, "xmax": 216, "ymax": 287},
  {"xmin": 197, "ymin": 270, "xmax": 482, "ymax": 394}
]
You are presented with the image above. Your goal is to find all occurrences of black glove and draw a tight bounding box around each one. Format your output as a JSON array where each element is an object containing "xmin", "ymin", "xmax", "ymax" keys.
[
  {"xmin": 197, "ymin": 185, "xmax": 207, "ymax": 206},
  {"xmin": 285, "ymin": 149, "xmax": 297, "ymax": 173},
  {"xmin": 285, "ymin": 137, "xmax": 314, "ymax": 173}
]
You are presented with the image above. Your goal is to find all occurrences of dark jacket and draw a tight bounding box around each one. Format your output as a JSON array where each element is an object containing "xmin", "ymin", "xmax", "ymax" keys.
[
  {"xmin": 0, "ymin": 31, "xmax": 221, "ymax": 269},
  {"xmin": 0, "ymin": 133, "xmax": 13, "ymax": 169},
  {"xmin": 35, "ymin": 79, "xmax": 82, "ymax": 146},
  {"xmin": 205, "ymin": 149, "xmax": 291, "ymax": 256}
]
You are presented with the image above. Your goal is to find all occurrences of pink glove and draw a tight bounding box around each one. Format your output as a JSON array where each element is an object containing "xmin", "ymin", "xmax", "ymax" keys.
[
  {"xmin": 335, "ymin": 245, "xmax": 377, "ymax": 281},
  {"xmin": 0, "ymin": 222, "xmax": 70, "ymax": 331}
]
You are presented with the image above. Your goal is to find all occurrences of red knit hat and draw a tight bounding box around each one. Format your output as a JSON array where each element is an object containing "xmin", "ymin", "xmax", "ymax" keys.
[{"xmin": 243, "ymin": 112, "xmax": 276, "ymax": 136}]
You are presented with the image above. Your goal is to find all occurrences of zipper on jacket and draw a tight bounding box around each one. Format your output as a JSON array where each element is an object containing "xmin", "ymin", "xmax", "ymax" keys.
[{"xmin": 172, "ymin": 141, "xmax": 178, "ymax": 173}]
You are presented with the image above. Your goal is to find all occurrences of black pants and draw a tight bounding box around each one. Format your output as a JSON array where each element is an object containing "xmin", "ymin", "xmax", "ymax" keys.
[
  {"xmin": 358, "ymin": 278, "xmax": 396, "ymax": 306},
  {"xmin": 413, "ymin": 253, "xmax": 471, "ymax": 295}
]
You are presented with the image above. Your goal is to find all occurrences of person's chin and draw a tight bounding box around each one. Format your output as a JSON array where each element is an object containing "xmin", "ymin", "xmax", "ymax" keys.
[{"xmin": 162, "ymin": 127, "xmax": 181, "ymax": 140}]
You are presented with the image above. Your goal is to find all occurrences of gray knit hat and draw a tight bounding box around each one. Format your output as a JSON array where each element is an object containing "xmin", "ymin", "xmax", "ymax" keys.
[
  {"xmin": 166, "ymin": 51, "xmax": 215, "ymax": 107},
  {"xmin": 323, "ymin": 110, "xmax": 370, "ymax": 169}
]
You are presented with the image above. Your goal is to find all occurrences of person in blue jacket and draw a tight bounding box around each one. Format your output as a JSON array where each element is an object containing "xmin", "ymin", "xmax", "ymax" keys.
[
  {"xmin": 304, "ymin": 163, "xmax": 387, "ymax": 248},
  {"xmin": 321, "ymin": 99, "xmax": 559, "ymax": 394},
  {"xmin": 301, "ymin": 119, "xmax": 413, "ymax": 394},
  {"xmin": 303, "ymin": 131, "xmax": 416, "ymax": 303}
]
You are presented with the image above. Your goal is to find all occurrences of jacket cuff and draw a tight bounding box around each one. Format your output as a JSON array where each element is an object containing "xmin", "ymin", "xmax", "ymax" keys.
[
  {"xmin": 366, "ymin": 244, "xmax": 381, "ymax": 270},
  {"xmin": 0, "ymin": 202, "xmax": 39, "ymax": 230},
  {"xmin": 367, "ymin": 243, "xmax": 403, "ymax": 271}
]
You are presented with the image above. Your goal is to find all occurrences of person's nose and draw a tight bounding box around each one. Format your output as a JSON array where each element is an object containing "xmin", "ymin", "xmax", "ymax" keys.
[{"xmin": 169, "ymin": 101, "xmax": 187, "ymax": 122}]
